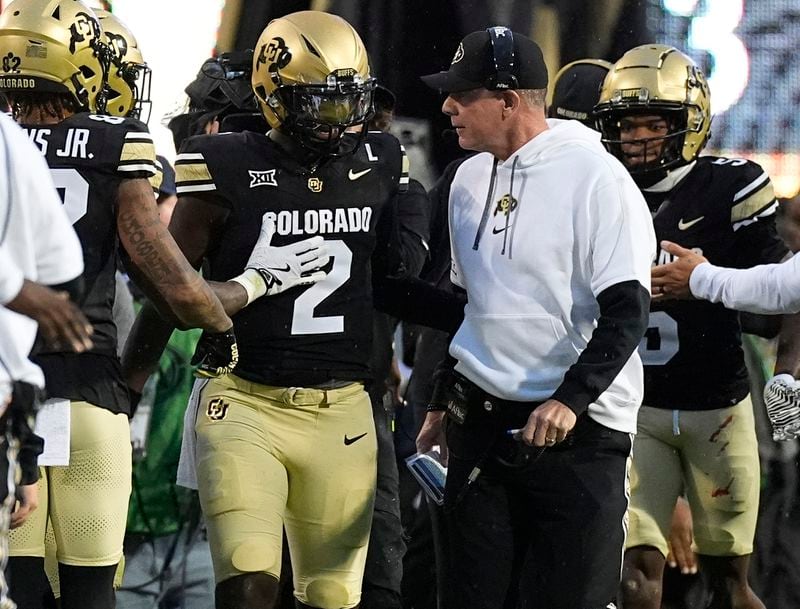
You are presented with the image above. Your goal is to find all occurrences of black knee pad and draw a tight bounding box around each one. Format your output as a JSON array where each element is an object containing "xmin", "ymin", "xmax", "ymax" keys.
[
  {"xmin": 215, "ymin": 572, "xmax": 280, "ymax": 609},
  {"xmin": 58, "ymin": 563, "xmax": 116, "ymax": 609}
]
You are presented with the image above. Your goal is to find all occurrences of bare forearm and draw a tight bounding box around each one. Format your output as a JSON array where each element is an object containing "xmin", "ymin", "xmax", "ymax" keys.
[
  {"xmin": 209, "ymin": 280, "xmax": 248, "ymax": 317},
  {"xmin": 121, "ymin": 303, "xmax": 175, "ymax": 392},
  {"xmin": 117, "ymin": 180, "xmax": 231, "ymax": 332}
]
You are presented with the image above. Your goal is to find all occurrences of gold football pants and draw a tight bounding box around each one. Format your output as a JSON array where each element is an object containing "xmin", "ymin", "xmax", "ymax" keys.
[
  {"xmin": 195, "ymin": 374, "xmax": 377, "ymax": 609},
  {"xmin": 9, "ymin": 401, "xmax": 132, "ymax": 566}
]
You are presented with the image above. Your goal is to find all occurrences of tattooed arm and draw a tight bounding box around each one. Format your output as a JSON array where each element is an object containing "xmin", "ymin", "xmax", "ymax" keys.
[{"xmin": 116, "ymin": 178, "xmax": 232, "ymax": 332}]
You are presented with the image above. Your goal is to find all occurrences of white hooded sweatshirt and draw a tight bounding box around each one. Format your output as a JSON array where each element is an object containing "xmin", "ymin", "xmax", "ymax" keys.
[{"xmin": 447, "ymin": 119, "xmax": 655, "ymax": 433}]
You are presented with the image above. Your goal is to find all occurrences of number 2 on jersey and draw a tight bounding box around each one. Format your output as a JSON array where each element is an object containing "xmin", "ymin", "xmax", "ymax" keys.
[
  {"xmin": 49, "ymin": 168, "xmax": 89, "ymax": 224},
  {"xmin": 291, "ymin": 239, "xmax": 352, "ymax": 335}
]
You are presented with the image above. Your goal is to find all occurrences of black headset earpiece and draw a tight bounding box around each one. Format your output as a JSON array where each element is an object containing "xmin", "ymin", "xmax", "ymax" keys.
[{"xmin": 485, "ymin": 26, "xmax": 517, "ymax": 90}]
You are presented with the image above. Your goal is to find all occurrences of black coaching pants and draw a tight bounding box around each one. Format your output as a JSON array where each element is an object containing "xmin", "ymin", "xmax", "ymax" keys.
[{"xmin": 442, "ymin": 388, "xmax": 632, "ymax": 609}]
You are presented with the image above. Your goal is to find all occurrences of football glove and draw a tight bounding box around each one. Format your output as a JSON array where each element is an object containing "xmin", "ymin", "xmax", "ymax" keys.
[
  {"xmin": 763, "ymin": 374, "xmax": 800, "ymax": 441},
  {"xmin": 191, "ymin": 327, "xmax": 239, "ymax": 378},
  {"xmin": 231, "ymin": 214, "xmax": 330, "ymax": 306}
]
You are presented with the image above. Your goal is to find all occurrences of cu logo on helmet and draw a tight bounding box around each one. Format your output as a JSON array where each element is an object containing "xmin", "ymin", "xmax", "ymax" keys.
[
  {"xmin": 68, "ymin": 12, "xmax": 101, "ymax": 54},
  {"xmin": 107, "ymin": 33, "xmax": 128, "ymax": 60},
  {"xmin": 258, "ymin": 37, "xmax": 291, "ymax": 72},
  {"xmin": 2, "ymin": 53, "xmax": 21, "ymax": 74}
]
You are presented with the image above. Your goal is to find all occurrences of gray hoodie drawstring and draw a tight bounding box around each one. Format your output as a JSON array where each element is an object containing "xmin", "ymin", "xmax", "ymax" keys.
[
  {"xmin": 500, "ymin": 155, "xmax": 518, "ymax": 257},
  {"xmin": 472, "ymin": 157, "xmax": 499, "ymax": 250}
]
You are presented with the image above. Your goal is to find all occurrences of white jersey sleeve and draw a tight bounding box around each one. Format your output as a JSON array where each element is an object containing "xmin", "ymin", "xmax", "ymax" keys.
[
  {"xmin": 0, "ymin": 246, "xmax": 24, "ymax": 304},
  {"xmin": 1, "ymin": 115, "xmax": 84, "ymax": 286},
  {"xmin": 690, "ymin": 255, "xmax": 800, "ymax": 314},
  {"xmin": 588, "ymin": 174, "xmax": 656, "ymax": 295}
]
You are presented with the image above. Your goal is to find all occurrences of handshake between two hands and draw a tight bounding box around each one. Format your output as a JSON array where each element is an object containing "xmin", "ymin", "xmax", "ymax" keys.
[{"xmin": 764, "ymin": 374, "xmax": 800, "ymax": 441}]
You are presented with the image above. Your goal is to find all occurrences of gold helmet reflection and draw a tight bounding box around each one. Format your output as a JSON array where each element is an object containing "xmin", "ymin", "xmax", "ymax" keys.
[
  {"xmin": 95, "ymin": 10, "xmax": 151, "ymax": 121},
  {"xmin": 251, "ymin": 10, "xmax": 375, "ymax": 154},
  {"xmin": 594, "ymin": 44, "xmax": 711, "ymax": 175},
  {"xmin": 0, "ymin": 0, "xmax": 107, "ymax": 113}
]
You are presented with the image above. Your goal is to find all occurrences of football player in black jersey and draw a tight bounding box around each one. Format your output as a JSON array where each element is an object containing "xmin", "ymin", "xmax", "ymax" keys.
[
  {"xmin": 124, "ymin": 11, "xmax": 414, "ymax": 609},
  {"xmin": 595, "ymin": 45, "xmax": 800, "ymax": 609},
  {"xmin": 0, "ymin": 2, "xmax": 238, "ymax": 608}
]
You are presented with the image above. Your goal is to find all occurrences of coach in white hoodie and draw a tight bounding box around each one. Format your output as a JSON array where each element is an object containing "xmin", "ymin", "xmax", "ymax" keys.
[{"xmin": 418, "ymin": 29, "xmax": 656, "ymax": 609}]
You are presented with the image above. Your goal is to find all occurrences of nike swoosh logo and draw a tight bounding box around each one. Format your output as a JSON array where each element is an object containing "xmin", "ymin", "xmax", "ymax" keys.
[
  {"xmin": 492, "ymin": 224, "xmax": 514, "ymax": 234},
  {"xmin": 678, "ymin": 216, "xmax": 704, "ymax": 230},
  {"xmin": 348, "ymin": 168, "xmax": 372, "ymax": 180},
  {"xmin": 344, "ymin": 432, "xmax": 368, "ymax": 445},
  {"xmin": 267, "ymin": 265, "xmax": 290, "ymax": 272}
]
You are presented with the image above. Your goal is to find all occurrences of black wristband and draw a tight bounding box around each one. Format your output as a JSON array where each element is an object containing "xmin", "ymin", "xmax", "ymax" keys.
[{"xmin": 426, "ymin": 402, "xmax": 447, "ymax": 412}]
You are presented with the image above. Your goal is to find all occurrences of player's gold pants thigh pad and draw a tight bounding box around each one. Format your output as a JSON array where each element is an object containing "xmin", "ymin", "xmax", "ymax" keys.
[
  {"xmin": 9, "ymin": 401, "xmax": 132, "ymax": 566},
  {"xmin": 627, "ymin": 398, "xmax": 759, "ymax": 557},
  {"xmin": 195, "ymin": 374, "xmax": 377, "ymax": 609}
]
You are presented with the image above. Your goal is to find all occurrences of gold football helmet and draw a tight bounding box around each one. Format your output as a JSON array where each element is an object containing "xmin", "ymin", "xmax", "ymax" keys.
[
  {"xmin": 95, "ymin": 10, "xmax": 151, "ymax": 121},
  {"xmin": 0, "ymin": 0, "xmax": 107, "ymax": 113},
  {"xmin": 594, "ymin": 44, "xmax": 711, "ymax": 176},
  {"xmin": 251, "ymin": 10, "xmax": 376, "ymax": 155}
]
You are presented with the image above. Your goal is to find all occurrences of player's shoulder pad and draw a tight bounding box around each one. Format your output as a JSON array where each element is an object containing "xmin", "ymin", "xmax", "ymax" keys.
[
  {"xmin": 174, "ymin": 132, "xmax": 248, "ymax": 196},
  {"xmin": 700, "ymin": 156, "xmax": 777, "ymax": 227},
  {"xmin": 71, "ymin": 113, "xmax": 156, "ymax": 176},
  {"xmin": 361, "ymin": 131, "xmax": 410, "ymax": 193}
]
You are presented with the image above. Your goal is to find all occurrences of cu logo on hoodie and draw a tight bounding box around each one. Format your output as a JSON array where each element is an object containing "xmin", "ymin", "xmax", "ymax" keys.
[{"xmin": 493, "ymin": 194, "xmax": 518, "ymax": 217}]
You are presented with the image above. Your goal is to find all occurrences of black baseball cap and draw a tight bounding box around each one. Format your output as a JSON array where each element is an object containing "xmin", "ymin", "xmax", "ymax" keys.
[
  {"xmin": 548, "ymin": 59, "xmax": 611, "ymax": 124},
  {"xmin": 421, "ymin": 28, "xmax": 549, "ymax": 93}
]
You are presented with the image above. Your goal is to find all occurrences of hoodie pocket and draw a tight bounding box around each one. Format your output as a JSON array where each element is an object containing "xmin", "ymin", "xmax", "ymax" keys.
[{"xmin": 452, "ymin": 314, "xmax": 578, "ymax": 391}]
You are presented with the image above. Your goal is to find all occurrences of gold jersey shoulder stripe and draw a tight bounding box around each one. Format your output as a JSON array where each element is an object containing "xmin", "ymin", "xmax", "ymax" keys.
[
  {"xmin": 120, "ymin": 141, "xmax": 156, "ymax": 165},
  {"xmin": 731, "ymin": 181, "xmax": 776, "ymax": 224},
  {"xmin": 399, "ymin": 145, "xmax": 410, "ymax": 192},
  {"xmin": 149, "ymin": 165, "xmax": 164, "ymax": 194},
  {"xmin": 176, "ymin": 161, "xmax": 214, "ymax": 185}
]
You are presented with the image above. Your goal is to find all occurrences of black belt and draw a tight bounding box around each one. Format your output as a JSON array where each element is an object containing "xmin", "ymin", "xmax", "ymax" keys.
[{"xmin": 450, "ymin": 372, "xmax": 542, "ymax": 417}]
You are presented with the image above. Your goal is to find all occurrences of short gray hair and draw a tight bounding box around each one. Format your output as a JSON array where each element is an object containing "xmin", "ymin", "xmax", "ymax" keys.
[{"xmin": 517, "ymin": 88, "xmax": 547, "ymax": 108}]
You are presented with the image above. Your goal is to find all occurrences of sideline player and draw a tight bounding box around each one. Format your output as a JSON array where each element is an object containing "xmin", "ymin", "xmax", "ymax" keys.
[
  {"xmin": 595, "ymin": 44, "xmax": 799, "ymax": 609},
  {"xmin": 0, "ymin": 2, "xmax": 236, "ymax": 608},
  {"xmin": 123, "ymin": 11, "xmax": 415, "ymax": 609}
]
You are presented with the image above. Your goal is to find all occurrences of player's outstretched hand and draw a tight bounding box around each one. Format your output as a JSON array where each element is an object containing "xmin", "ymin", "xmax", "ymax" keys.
[
  {"xmin": 192, "ymin": 326, "xmax": 239, "ymax": 378},
  {"xmin": 764, "ymin": 374, "xmax": 800, "ymax": 441},
  {"xmin": 651, "ymin": 241, "xmax": 708, "ymax": 301}
]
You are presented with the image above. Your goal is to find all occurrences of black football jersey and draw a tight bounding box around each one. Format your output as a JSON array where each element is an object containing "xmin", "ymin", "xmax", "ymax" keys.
[
  {"xmin": 176, "ymin": 130, "xmax": 409, "ymax": 386},
  {"xmin": 641, "ymin": 156, "xmax": 787, "ymax": 410},
  {"xmin": 22, "ymin": 113, "xmax": 156, "ymax": 413}
]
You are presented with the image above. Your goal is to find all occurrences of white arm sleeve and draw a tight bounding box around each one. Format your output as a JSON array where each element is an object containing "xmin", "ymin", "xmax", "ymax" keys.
[
  {"xmin": 690, "ymin": 255, "xmax": 800, "ymax": 314},
  {"xmin": 0, "ymin": 113, "xmax": 83, "ymax": 286}
]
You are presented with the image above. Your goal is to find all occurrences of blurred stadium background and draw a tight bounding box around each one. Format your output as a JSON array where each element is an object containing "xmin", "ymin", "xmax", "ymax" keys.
[
  {"xmin": 3, "ymin": 2, "xmax": 800, "ymax": 607},
  {"xmin": 2, "ymin": 0, "xmax": 797, "ymax": 195}
]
